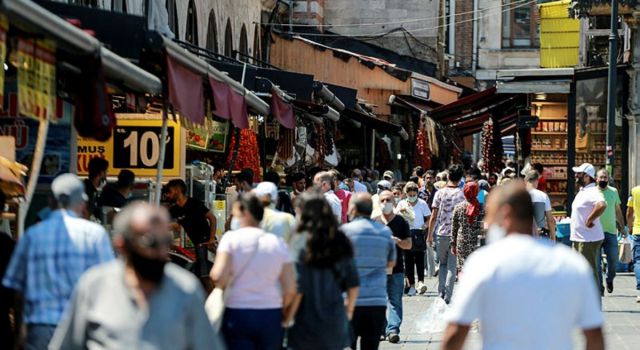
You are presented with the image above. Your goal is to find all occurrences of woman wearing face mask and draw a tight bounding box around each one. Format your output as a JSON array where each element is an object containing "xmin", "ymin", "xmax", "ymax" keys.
[
  {"xmin": 395, "ymin": 182, "xmax": 431, "ymax": 296},
  {"xmin": 450, "ymin": 182, "xmax": 483, "ymax": 272},
  {"xmin": 210, "ymin": 193, "xmax": 296, "ymax": 350}
]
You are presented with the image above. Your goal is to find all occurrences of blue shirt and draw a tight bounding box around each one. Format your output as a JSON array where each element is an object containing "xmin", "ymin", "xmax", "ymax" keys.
[
  {"xmin": 341, "ymin": 217, "xmax": 395, "ymax": 307},
  {"xmin": 2, "ymin": 210, "xmax": 115, "ymax": 325}
]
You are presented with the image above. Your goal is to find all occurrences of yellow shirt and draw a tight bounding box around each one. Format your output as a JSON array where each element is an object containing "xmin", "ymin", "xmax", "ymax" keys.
[{"xmin": 628, "ymin": 186, "xmax": 640, "ymax": 234}]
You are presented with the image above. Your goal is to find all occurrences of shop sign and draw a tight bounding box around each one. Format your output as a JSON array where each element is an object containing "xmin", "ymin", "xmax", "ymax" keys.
[
  {"xmin": 186, "ymin": 119, "xmax": 229, "ymax": 153},
  {"xmin": 77, "ymin": 116, "xmax": 181, "ymax": 177},
  {"xmin": 411, "ymin": 78, "xmax": 430, "ymax": 100},
  {"xmin": 16, "ymin": 39, "xmax": 56, "ymax": 121}
]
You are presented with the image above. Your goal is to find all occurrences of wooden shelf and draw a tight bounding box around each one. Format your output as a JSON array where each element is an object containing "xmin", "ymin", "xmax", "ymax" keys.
[
  {"xmin": 538, "ymin": 118, "xmax": 568, "ymax": 121},
  {"xmin": 532, "ymin": 162, "xmax": 567, "ymax": 165},
  {"xmin": 531, "ymin": 148, "xmax": 567, "ymax": 152},
  {"xmin": 531, "ymin": 131, "xmax": 568, "ymax": 135}
]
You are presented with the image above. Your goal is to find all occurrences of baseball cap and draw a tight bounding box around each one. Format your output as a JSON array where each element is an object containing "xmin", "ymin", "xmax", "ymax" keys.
[
  {"xmin": 253, "ymin": 182, "xmax": 278, "ymax": 203},
  {"xmin": 377, "ymin": 180, "xmax": 392, "ymax": 190},
  {"xmin": 572, "ymin": 163, "xmax": 596, "ymax": 178},
  {"xmin": 383, "ymin": 170, "xmax": 394, "ymax": 180},
  {"xmin": 51, "ymin": 173, "xmax": 88, "ymax": 204}
]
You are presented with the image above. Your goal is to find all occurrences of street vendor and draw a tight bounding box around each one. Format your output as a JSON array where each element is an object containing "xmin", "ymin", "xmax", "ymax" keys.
[{"xmin": 164, "ymin": 179, "xmax": 217, "ymax": 278}]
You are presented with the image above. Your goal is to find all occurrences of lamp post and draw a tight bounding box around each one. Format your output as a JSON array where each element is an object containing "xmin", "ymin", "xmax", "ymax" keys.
[{"xmin": 606, "ymin": 0, "xmax": 619, "ymax": 176}]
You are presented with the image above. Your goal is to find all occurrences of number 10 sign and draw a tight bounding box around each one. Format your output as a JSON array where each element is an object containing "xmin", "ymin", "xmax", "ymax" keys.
[{"xmin": 77, "ymin": 116, "xmax": 182, "ymax": 177}]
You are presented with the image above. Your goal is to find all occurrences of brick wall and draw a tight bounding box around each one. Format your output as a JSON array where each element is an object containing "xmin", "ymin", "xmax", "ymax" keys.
[{"xmin": 454, "ymin": 0, "xmax": 473, "ymax": 70}]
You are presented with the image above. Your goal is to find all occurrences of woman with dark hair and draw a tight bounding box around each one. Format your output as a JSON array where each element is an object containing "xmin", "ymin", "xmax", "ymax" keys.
[
  {"xmin": 210, "ymin": 193, "xmax": 296, "ymax": 350},
  {"xmin": 284, "ymin": 192, "xmax": 360, "ymax": 350}
]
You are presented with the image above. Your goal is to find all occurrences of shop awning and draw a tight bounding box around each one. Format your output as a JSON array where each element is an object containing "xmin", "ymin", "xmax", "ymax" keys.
[
  {"xmin": 342, "ymin": 108, "xmax": 409, "ymax": 139},
  {"xmin": 496, "ymin": 68, "xmax": 575, "ymax": 94},
  {"xmin": 1, "ymin": 0, "xmax": 161, "ymax": 94},
  {"xmin": 455, "ymin": 112, "xmax": 519, "ymax": 137},
  {"xmin": 390, "ymin": 94, "xmax": 439, "ymax": 113},
  {"xmin": 428, "ymin": 87, "xmax": 500, "ymax": 121}
]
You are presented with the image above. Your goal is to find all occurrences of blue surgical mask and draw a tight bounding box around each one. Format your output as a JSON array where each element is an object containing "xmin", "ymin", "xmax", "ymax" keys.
[{"xmin": 407, "ymin": 196, "xmax": 417, "ymax": 203}]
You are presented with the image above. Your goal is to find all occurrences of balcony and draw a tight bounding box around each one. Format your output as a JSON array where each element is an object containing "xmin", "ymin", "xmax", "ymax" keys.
[{"xmin": 571, "ymin": 0, "xmax": 639, "ymax": 17}]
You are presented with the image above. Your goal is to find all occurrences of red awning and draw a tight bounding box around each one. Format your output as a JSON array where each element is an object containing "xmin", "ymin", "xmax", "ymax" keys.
[
  {"xmin": 393, "ymin": 95, "xmax": 439, "ymax": 113},
  {"xmin": 271, "ymin": 89, "xmax": 295, "ymax": 129},
  {"xmin": 166, "ymin": 54, "xmax": 204, "ymax": 125},
  {"xmin": 209, "ymin": 77, "xmax": 249, "ymax": 129},
  {"xmin": 428, "ymin": 87, "xmax": 497, "ymax": 121},
  {"xmin": 457, "ymin": 112, "xmax": 518, "ymax": 137}
]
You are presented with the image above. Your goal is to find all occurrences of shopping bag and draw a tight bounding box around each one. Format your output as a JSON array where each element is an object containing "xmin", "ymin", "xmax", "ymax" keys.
[
  {"xmin": 204, "ymin": 287, "xmax": 226, "ymax": 331},
  {"xmin": 415, "ymin": 298, "xmax": 449, "ymax": 334},
  {"xmin": 618, "ymin": 236, "xmax": 632, "ymax": 264}
]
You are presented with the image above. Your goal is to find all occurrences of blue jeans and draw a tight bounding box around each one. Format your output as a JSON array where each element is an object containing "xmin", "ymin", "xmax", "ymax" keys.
[
  {"xmin": 222, "ymin": 308, "xmax": 283, "ymax": 350},
  {"xmin": 633, "ymin": 235, "xmax": 640, "ymax": 290},
  {"xmin": 386, "ymin": 273, "xmax": 404, "ymax": 335},
  {"xmin": 25, "ymin": 324, "xmax": 57, "ymax": 350},
  {"xmin": 435, "ymin": 235, "xmax": 457, "ymax": 303},
  {"xmin": 597, "ymin": 233, "xmax": 619, "ymax": 288}
]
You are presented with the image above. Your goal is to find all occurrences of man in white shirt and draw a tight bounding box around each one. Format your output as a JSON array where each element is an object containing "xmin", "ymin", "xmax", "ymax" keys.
[
  {"xmin": 314, "ymin": 171, "xmax": 343, "ymax": 223},
  {"xmin": 351, "ymin": 169, "xmax": 369, "ymax": 193},
  {"xmin": 442, "ymin": 182, "xmax": 604, "ymax": 350},
  {"xmin": 525, "ymin": 170, "xmax": 556, "ymax": 240},
  {"xmin": 571, "ymin": 163, "xmax": 607, "ymax": 291},
  {"xmin": 253, "ymin": 182, "xmax": 296, "ymax": 241}
]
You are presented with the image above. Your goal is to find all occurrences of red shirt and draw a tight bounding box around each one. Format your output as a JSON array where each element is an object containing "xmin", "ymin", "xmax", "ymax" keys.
[
  {"xmin": 334, "ymin": 189, "xmax": 351, "ymax": 224},
  {"xmin": 537, "ymin": 176, "xmax": 547, "ymax": 192}
]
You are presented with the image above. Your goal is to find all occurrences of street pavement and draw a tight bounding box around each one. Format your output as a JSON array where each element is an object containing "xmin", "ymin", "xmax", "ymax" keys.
[{"xmin": 379, "ymin": 273, "xmax": 640, "ymax": 350}]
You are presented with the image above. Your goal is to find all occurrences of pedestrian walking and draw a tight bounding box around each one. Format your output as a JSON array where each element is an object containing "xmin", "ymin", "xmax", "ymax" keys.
[
  {"xmin": 374, "ymin": 190, "xmax": 411, "ymax": 343},
  {"xmin": 165, "ymin": 179, "xmax": 217, "ymax": 279},
  {"xmin": 49, "ymin": 202, "xmax": 224, "ymax": 350},
  {"xmin": 253, "ymin": 181, "xmax": 296, "ymax": 241},
  {"xmin": 442, "ymin": 182, "xmax": 604, "ymax": 350},
  {"xmin": 331, "ymin": 170, "xmax": 352, "ymax": 224},
  {"xmin": 342, "ymin": 193, "xmax": 396, "ymax": 350},
  {"xmin": 83, "ymin": 157, "xmax": 108, "ymax": 220},
  {"xmin": 595, "ymin": 169, "xmax": 625, "ymax": 294},
  {"xmin": 98, "ymin": 169, "xmax": 135, "ymax": 209},
  {"xmin": 428, "ymin": 164, "xmax": 465, "ymax": 304},
  {"xmin": 210, "ymin": 193, "xmax": 296, "ymax": 350},
  {"xmin": 290, "ymin": 172, "xmax": 307, "ymax": 201},
  {"xmin": 627, "ymin": 184, "xmax": 640, "ymax": 302},
  {"xmin": 570, "ymin": 163, "xmax": 607, "ymax": 292},
  {"xmin": 351, "ymin": 169, "xmax": 369, "ymax": 193},
  {"xmin": 450, "ymin": 182, "xmax": 483, "ymax": 270},
  {"xmin": 2, "ymin": 173, "xmax": 115, "ymax": 349},
  {"xmin": 370, "ymin": 179, "xmax": 392, "ymax": 219},
  {"xmin": 285, "ymin": 193, "xmax": 360, "ymax": 350},
  {"xmin": 525, "ymin": 170, "xmax": 556, "ymax": 240},
  {"xmin": 396, "ymin": 182, "xmax": 431, "ymax": 296},
  {"xmin": 313, "ymin": 171, "xmax": 343, "ymax": 223}
]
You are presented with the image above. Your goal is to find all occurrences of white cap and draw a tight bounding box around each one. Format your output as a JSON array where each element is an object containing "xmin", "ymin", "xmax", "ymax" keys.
[
  {"xmin": 51, "ymin": 173, "xmax": 88, "ymax": 204},
  {"xmin": 377, "ymin": 180, "xmax": 392, "ymax": 190},
  {"xmin": 572, "ymin": 163, "xmax": 596, "ymax": 179},
  {"xmin": 253, "ymin": 182, "xmax": 278, "ymax": 203}
]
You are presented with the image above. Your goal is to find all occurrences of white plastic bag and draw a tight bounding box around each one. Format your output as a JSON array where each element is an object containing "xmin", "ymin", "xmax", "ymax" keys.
[{"xmin": 415, "ymin": 298, "xmax": 450, "ymax": 334}]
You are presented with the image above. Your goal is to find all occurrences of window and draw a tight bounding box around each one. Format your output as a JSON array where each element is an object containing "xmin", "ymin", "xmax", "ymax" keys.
[
  {"xmin": 186, "ymin": 0, "xmax": 198, "ymax": 45},
  {"xmin": 502, "ymin": 1, "xmax": 539, "ymax": 48},
  {"xmin": 224, "ymin": 19, "xmax": 233, "ymax": 57},
  {"xmin": 166, "ymin": 0, "xmax": 179, "ymax": 39},
  {"xmin": 239, "ymin": 25, "xmax": 248, "ymax": 62},
  {"xmin": 206, "ymin": 10, "xmax": 219, "ymax": 53}
]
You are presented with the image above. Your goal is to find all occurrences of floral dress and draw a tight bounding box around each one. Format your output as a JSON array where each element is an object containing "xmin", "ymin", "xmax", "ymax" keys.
[{"xmin": 451, "ymin": 201, "xmax": 483, "ymax": 269}]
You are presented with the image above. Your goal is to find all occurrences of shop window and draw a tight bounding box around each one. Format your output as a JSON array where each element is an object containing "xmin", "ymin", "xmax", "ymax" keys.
[
  {"xmin": 501, "ymin": 1, "xmax": 539, "ymax": 48},
  {"xmin": 186, "ymin": 0, "xmax": 198, "ymax": 45},
  {"xmin": 239, "ymin": 25, "xmax": 248, "ymax": 62},
  {"xmin": 224, "ymin": 19, "xmax": 233, "ymax": 57},
  {"xmin": 206, "ymin": 10, "xmax": 219, "ymax": 53},
  {"xmin": 166, "ymin": 0, "xmax": 179, "ymax": 39}
]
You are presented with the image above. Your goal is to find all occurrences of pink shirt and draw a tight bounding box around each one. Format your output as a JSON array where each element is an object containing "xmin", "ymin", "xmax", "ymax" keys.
[{"xmin": 217, "ymin": 227, "xmax": 291, "ymax": 309}]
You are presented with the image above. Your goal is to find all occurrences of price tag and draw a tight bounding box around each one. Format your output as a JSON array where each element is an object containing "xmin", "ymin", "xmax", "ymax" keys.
[{"xmin": 113, "ymin": 126, "xmax": 174, "ymax": 169}]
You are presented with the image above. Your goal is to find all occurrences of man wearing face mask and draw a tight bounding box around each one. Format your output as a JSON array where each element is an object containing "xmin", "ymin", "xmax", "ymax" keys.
[
  {"xmin": 442, "ymin": 183, "xmax": 604, "ymax": 350},
  {"xmin": 49, "ymin": 202, "xmax": 224, "ymax": 350},
  {"xmin": 374, "ymin": 190, "xmax": 411, "ymax": 343},
  {"xmin": 570, "ymin": 163, "xmax": 607, "ymax": 293},
  {"xmin": 595, "ymin": 169, "xmax": 624, "ymax": 294},
  {"xmin": 84, "ymin": 157, "xmax": 109, "ymax": 220},
  {"xmin": 370, "ymin": 180, "xmax": 392, "ymax": 219},
  {"xmin": 313, "ymin": 171, "xmax": 343, "ymax": 223}
]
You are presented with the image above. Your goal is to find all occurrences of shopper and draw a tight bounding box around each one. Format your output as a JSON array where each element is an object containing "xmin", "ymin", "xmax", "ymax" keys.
[
  {"xmin": 290, "ymin": 172, "xmax": 307, "ymax": 201},
  {"xmin": 98, "ymin": 169, "xmax": 135, "ymax": 209},
  {"xmin": 313, "ymin": 171, "xmax": 342, "ymax": 223},
  {"xmin": 450, "ymin": 182, "xmax": 482, "ymax": 270},
  {"xmin": 370, "ymin": 179, "xmax": 392, "ymax": 219},
  {"xmin": 234, "ymin": 168, "xmax": 254, "ymax": 194},
  {"xmin": 342, "ymin": 193, "xmax": 396, "ymax": 350},
  {"xmin": 374, "ymin": 190, "xmax": 411, "ymax": 343},
  {"xmin": 331, "ymin": 170, "xmax": 352, "ymax": 224},
  {"xmin": 595, "ymin": 169, "xmax": 624, "ymax": 294},
  {"xmin": 525, "ymin": 170, "xmax": 556, "ymax": 240},
  {"xmin": 570, "ymin": 163, "xmax": 606, "ymax": 293},
  {"xmin": 285, "ymin": 193, "xmax": 360, "ymax": 350},
  {"xmin": 396, "ymin": 182, "xmax": 431, "ymax": 296},
  {"xmin": 2, "ymin": 173, "xmax": 115, "ymax": 349},
  {"xmin": 627, "ymin": 184, "xmax": 640, "ymax": 302},
  {"xmin": 49, "ymin": 202, "xmax": 223, "ymax": 350},
  {"xmin": 254, "ymin": 181, "xmax": 296, "ymax": 241},
  {"xmin": 419, "ymin": 170, "xmax": 438, "ymax": 208},
  {"xmin": 533, "ymin": 163, "xmax": 548, "ymax": 192},
  {"xmin": 442, "ymin": 183, "xmax": 604, "ymax": 350},
  {"xmin": 165, "ymin": 179, "xmax": 217, "ymax": 278},
  {"xmin": 351, "ymin": 169, "xmax": 369, "ymax": 193},
  {"xmin": 210, "ymin": 193, "xmax": 296, "ymax": 350},
  {"xmin": 83, "ymin": 157, "xmax": 108, "ymax": 220},
  {"xmin": 428, "ymin": 164, "xmax": 465, "ymax": 304}
]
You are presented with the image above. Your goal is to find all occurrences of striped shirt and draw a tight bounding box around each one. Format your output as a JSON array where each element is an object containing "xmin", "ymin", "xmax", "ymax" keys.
[{"xmin": 2, "ymin": 210, "xmax": 114, "ymax": 325}]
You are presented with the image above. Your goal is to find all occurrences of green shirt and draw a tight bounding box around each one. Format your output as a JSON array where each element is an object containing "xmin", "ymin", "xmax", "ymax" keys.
[{"xmin": 599, "ymin": 186, "xmax": 621, "ymax": 234}]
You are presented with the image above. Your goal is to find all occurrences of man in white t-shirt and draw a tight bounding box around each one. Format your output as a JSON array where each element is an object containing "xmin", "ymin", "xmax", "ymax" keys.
[
  {"xmin": 313, "ymin": 171, "xmax": 342, "ymax": 223},
  {"xmin": 571, "ymin": 163, "xmax": 607, "ymax": 292},
  {"xmin": 525, "ymin": 170, "xmax": 556, "ymax": 240},
  {"xmin": 442, "ymin": 183, "xmax": 604, "ymax": 350}
]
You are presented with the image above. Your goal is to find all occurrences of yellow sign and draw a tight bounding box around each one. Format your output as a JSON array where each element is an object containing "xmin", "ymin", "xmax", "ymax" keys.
[{"xmin": 77, "ymin": 115, "xmax": 181, "ymax": 177}]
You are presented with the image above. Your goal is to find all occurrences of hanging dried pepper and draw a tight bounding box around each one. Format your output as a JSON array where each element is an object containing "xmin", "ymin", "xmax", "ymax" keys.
[
  {"xmin": 277, "ymin": 125, "xmax": 295, "ymax": 160},
  {"xmin": 414, "ymin": 128, "xmax": 432, "ymax": 170},
  {"xmin": 226, "ymin": 128, "xmax": 262, "ymax": 181}
]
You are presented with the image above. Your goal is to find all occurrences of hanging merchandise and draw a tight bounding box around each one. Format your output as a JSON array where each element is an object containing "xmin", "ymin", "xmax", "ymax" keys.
[
  {"xmin": 276, "ymin": 125, "xmax": 295, "ymax": 161},
  {"xmin": 73, "ymin": 56, "xmax": 115, "ymax": 141},
  {"xmin": 481, "ymin": 118, "xmax": 504, "ymax": 174},
  {"xmin": 226, "ymin": 128, "xmax": 261, "ymax": 181},
  {"xmin": 324, "ymin": 120, "xmax": 335, "ymax": 156},
  {"xmin": 414, "ymin": 128, "xmax": 431, "ymax": 170},
  {"xmin": 0, "ymin": 15, "xmax": 7, "ymax": 110}
]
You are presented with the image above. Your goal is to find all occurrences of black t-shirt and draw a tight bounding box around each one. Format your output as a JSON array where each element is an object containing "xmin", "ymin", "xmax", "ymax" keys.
[
  {"xmin": 385, "ymin": 215, "xmax": 410, "ymax": 274},
  {"xmin": 98, "ymin": 184, "xmax": 128, "ymax": 208},
  {"xmin": 169, "ymin": 198, "xmax": 211, "ymax": 245}
]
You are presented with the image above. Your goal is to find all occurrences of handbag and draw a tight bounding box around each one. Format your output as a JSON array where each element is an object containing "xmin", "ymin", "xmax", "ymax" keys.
[
  {"xmin": 205, "ymin": 231, "xmax": 264, "ymax": 331},
  {"xmin": 618, "ymin": 235, "xmax": 632, "ymax": 264},
  {"xmin": 411, "ymin": 229, "xmax": 427, "ymax": 252}
]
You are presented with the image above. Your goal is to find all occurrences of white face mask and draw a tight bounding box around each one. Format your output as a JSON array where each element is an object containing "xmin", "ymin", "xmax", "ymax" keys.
[
  {"xmin": 230, "ymin": 217, "xmax": 241, "ymax": 231},
  {"xmin": 382, "ymin": 202, "xmax": 394, "ymax": 215},
  {"xmin": 486, "ymin": 224, "xmax": 507, "ymax": 244}
]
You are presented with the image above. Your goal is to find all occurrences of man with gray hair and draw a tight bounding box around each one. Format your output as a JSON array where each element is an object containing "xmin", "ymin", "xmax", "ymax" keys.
[
  {"xmin": 525, "ymin": 170, "xmax": 556, "ymax": 240},
  {"xmin": 313, "ymin": 171, "xmax": 342, "ymax": 223},
  {"xmin": 50, "ymin": 202, "xmax": 224, "ymax": 350},
  {"xmin": 2, "ymin": 173, "xmax": 114, "ymax": 349}
]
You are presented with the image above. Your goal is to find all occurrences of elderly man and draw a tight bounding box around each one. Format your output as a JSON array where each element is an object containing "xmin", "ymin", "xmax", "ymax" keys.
[
  {"xmin": 254, "ymin": 181, "xmax": 296, "ymax": 241},
  {"xmin": 314, "ymin": 171, "xmax": 343, "ymax": 223},
  {"xmin": 442, "ymin": 183, "xmax": 604, "ymax": 350},
  {"xmin": 3, "ymin": 174, "xmax": 114, "ymax": 349},
  {"xmin": 50, "ymin": 202, "xmax": 224, "ymax": 350},
  {"xmin": 370, "ymin": 179, "xmax": 392, "ymax": 219},
  {"xmin": 342, "ymin": 193, "xmax": 396, "ymax": 350}
]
